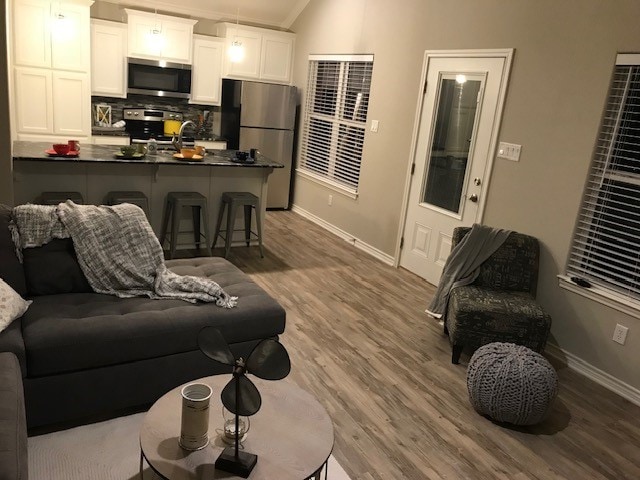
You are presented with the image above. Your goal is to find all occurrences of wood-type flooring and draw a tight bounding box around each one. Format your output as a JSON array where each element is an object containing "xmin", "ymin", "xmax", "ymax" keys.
[{"xmin": 209, "ymin": 210, "xmax": 640, "ymax": 480}]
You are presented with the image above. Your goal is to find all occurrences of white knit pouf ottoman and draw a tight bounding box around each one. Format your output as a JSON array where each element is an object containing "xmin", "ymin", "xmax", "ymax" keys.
[{"xmin": 466, "ymin": 342, "xmax": 558, "ymax": 425}]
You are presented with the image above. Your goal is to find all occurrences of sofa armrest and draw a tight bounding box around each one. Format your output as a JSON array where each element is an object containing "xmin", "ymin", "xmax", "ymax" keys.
[
  {"xmin": 0, "ymin": 352, "xmax": 28, "ymax": 480},
  {"xmin": 0, "ymin": 320, "xmax": 27, "ymax": 377}
]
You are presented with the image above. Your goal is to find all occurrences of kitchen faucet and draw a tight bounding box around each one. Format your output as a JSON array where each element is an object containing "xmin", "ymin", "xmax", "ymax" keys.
[{"xmin": 172, "ymin": 120, "xmax": 196, "ymax": 151}]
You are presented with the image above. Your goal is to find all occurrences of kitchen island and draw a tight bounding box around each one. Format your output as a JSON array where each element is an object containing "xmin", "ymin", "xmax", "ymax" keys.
[{"xmin": 12, "ymin": 142, "xmax": 282, "ymax": 251}]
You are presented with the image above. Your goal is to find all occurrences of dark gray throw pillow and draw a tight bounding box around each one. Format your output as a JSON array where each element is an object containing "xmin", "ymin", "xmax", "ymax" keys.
[{"xmin": 23, "ymin": 238, "xmax": 93, "ymax": 296}]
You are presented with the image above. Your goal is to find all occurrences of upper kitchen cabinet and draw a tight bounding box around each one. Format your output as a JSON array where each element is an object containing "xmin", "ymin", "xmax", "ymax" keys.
[
  {"xmin": 14, "ymin": 67, "xmax": 90, "ymax": 137},
  {"xmin": 12, "ymin": 0, "xmax": 93, "ymax": 72},
  {"xmin": 216, "ymin": 23, "xmax": 295, "ymax": 85},
  {"xmin": 125, "ymin": 9, "xmax": 197, "ymax": 64},
  {"xmin": 190, "ymin": 35, "xmax": 224, "ymax": 106},
  {"xmin": 91, "ymin": 20, "xmax": 127, "ymax": 98}
]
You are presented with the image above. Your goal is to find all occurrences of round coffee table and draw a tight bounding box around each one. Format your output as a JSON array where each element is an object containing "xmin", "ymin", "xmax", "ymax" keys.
[{"xmin": 139, "ymin": 376, "xmax": 334, "ymax": 479}]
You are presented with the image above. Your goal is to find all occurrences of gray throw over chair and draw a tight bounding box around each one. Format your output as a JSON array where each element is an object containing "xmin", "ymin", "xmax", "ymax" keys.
[{"xmin": 444, "ymin": 227, "xmax": 552, "ymax": 364}]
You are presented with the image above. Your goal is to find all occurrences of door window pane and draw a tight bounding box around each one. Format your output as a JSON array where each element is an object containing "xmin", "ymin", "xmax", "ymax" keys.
[{"xmin": 422, "ymin": 77, "xmax": 481, "ymax": 213}]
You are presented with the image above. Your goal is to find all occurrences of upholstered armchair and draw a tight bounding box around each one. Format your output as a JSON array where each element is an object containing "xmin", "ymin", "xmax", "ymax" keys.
[{"xmin": 445, "ymin": 227, "xmax": 552, "ymax": 364}]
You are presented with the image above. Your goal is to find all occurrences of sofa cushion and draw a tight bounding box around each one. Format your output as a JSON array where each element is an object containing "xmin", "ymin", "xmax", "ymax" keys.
[
  {"xmin": 23, "ymin": 238, "xmax": 92, "ymax": 296},
  {"xmin": 0, "ymin": 205, "xmax": 27, "ymax": 297},
  {"xmin": 21, "ymin": 257, "xmax": 286, "ymax": 377}
]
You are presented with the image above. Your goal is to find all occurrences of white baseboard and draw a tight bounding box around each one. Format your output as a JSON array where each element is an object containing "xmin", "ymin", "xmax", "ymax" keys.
[
  {"xmin": 290, "ymin": 205, "xmax": 395, "ymax": 266},
  {"xmin": 545, "ymin": 343, "xmax": 640, "ymax": 407}
]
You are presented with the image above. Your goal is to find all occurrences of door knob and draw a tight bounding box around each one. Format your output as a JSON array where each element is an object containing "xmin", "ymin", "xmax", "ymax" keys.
[{"xmin": 469, "ymin": 194, "xmax": 478, "ymax": 203}]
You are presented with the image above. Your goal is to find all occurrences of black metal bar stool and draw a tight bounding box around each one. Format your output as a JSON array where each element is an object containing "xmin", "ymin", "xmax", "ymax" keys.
[
  {"xmin": 105, "ymin": 191, "xmax": 150, "ymax": 217},
  {"xmin": 39, "ymin": 191, "xmax": 84, "ymax": 205},
  {"xmin": 212, "ymin": 192, "xmax": 264, "ymax": 259},
  {"xmin": 159, "ymin": 192, "xmax": 212, "ymax": 259}
]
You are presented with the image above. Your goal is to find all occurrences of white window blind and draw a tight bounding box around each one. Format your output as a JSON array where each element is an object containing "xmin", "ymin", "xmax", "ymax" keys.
[
  {"xmin": 567, "ymin": 54, "xmax": 640, "ymax": 301},
  {"xmin": 299, "ymin": 55, "xmax": 373, "ymax": 194}
]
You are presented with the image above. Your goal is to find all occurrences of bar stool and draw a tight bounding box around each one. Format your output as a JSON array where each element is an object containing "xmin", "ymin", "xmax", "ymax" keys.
[
  {"xmin": 159, "ymin": 192, "xmax": 212, "ymax": 259},
  {"xmin": 39, "ymin": 191, "xmax": 84, "ymax": 205},
  {"xmin": 212, "ymin": 192, "xmax": 264, "ymax": 259},
  {"xmin": 105, "ymin": 191, "xmax": 150, "ymax": 217}
]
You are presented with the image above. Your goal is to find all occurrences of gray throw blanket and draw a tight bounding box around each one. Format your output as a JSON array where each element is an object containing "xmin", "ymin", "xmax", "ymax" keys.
[
  {"xmin": 426, "ymin": 223, "xmax": 511, "ymax": 319},
  {"xmin": 11, "ymin": 202, "xmax": 237, "ymax": 308}
]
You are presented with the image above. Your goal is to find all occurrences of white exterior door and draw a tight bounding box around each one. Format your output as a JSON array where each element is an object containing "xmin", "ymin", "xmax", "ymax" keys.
[{"xmin": 400, "ymin": 51, "xmax": 512, "ymax": 285}]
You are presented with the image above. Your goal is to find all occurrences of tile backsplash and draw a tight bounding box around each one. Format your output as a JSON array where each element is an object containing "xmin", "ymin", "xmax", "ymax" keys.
[{"xmin": 91, "ymin": 94, "xmax": 221, "ymax": 138}]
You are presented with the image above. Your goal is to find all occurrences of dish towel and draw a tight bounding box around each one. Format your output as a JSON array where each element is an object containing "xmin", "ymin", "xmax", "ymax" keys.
[{"xmin": 426, "ymin": 223, "xmax": 511, "ymax": 319}]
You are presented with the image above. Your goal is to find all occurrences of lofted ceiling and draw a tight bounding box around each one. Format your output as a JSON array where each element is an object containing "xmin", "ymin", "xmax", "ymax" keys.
[{"xmin": 106, "ymin": 0, "xmax": 310, "ymax": 29}]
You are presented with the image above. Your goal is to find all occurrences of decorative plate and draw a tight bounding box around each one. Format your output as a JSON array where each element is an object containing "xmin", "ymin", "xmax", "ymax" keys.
[
  {"xmin": 45, "ymin": 149, "xmax": 79, "ymax": 157},
  {"xmin": 114, "ymin": 152, "xmax": 146, "ymax": 160},
  {"xmin": 173, "ymin": 153, "xmax": 204, "ymax": 161}
]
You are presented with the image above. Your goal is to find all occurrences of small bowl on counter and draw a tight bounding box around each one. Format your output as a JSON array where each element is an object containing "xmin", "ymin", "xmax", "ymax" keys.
[
  {"xmin": 180, "ymin": 148, "xmax": 196, "ymax": 159},
  {"xmin": 53, "ymin": 143, "xmax": 70, "ymax": 155}
]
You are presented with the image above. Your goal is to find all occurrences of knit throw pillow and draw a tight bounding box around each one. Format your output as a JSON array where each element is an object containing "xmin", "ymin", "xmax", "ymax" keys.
[{"xmin": 0, "ymin": 277, "xmax": 31, "ymax": 333}]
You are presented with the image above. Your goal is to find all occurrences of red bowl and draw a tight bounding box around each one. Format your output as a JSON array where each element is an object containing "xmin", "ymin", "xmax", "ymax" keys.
[{"xmin": 53, "ymin": 143, "xmax": 70, "ymax": 155}]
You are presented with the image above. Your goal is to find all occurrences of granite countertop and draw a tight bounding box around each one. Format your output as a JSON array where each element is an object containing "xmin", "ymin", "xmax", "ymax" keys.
[{"xmin": 12, "ymin": 141, "xmax": 283, "ymax": 169}]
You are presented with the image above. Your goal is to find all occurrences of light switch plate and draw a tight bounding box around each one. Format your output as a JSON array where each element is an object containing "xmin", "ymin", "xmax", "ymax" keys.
[
  {"xmin": 370, "ymin": 120, "xmax": 379, "ymax": 132},
  {"xmin": 497, "ymin": 142, "xmax": 522, "ymax": 161}
]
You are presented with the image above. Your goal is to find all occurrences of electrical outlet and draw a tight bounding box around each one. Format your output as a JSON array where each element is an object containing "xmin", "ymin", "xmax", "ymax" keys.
[
  {"xmin": 613, "ymin": 323, "xmax": 629, "ymax": 345},
  {"xmin": 328, "ymin": 194, "xmax": 333, "ymax": 206}
]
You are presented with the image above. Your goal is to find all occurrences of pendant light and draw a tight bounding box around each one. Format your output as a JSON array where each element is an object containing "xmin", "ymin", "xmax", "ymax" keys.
[{"xmin": 229, "ymin": 5, "xmax": 244, "ymax": 63}]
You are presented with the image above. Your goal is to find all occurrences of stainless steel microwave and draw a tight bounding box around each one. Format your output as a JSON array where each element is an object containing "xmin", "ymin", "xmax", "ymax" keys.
[{"xmin": 127, "ymin": 58, "xmax": 191, "ymax": 99}]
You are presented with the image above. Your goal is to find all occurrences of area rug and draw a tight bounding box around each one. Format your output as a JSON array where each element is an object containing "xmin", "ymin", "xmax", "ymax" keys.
[{"xmin": 29, "ymin": 412, "xmax": 351, "ymax": 479}]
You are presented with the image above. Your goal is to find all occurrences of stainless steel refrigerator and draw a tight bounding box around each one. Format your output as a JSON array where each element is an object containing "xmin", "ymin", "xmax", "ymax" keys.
[{"xmin": 221, "ymin": 79, "xmax": 297, "ymax": 209}]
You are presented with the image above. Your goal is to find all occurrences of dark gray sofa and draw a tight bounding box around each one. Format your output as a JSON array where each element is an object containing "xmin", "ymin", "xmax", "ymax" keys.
[
  {"xmin": 0, "ymin": 352, "xmax": 27, "ymax": 480},
  {"xmin": 0, "ymin": 205, "xmax": 286, "ymax": 429}
]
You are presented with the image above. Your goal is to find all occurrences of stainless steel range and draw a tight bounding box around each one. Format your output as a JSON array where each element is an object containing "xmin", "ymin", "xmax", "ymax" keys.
[{"xmin": 123, "ymin": 108, "xmax": 195, "ymax": 149}]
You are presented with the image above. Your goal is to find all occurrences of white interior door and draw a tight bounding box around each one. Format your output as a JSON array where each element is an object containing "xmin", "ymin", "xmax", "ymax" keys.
[{"xmin": 400, "ymin": 51, "xmax": 512, "ymax": 285}]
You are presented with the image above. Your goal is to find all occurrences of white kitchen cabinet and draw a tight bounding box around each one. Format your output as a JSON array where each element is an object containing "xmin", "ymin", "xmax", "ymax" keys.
[
  {"xmin": 216, "ymin": 23, "xmax": 295, "ymax": 84},
  {"xmin": 12, "ymin": 0, "xmax": 92, "ymax": 72},
  {"xmin": 260, "ymin": 32, "xmax": 294, "ymax": 83},
  {"xmin": 14, "ymin": 67, "xmax": 53, "ymax": 134},
  {"xmin": 12, "ymin": 0, "xmax": 51, "ymax": 68},
  {"xmin": 52, "ymin": 71, "xmax": 91, "ymax": 136},
  {"xmin": 91, "ymin": 20, "xmax": 127, "ymax": 98},
  {"xmin": 14, "ymin": 67, "xmax": 90, "ymax": 138},
  {"xmin": 125, "ymin": 9, "xmax": 197, "ymax": 64},
  {"xmin": 196, "ymin": 140, "xmax": 227, "ymax": 151},
  {"xmin": 91, "ymin": 136, "xmax": 130, "ymax": 146},
  {"xmin": 190, "ymin": 35, "xmax": 224, "ymax": 106}
]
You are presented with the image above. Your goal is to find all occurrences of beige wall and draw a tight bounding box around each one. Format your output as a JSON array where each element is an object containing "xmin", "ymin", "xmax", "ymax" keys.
[
  {"xmin": 290, "ymin": 0, "xmax": 640, "ymax": 392},
  {"xmin": 1, "ymin": 0, "xmax": 13, "ymax": 205}
]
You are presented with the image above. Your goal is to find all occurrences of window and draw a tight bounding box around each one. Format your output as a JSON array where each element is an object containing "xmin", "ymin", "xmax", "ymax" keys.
[
  {"xmin": 567, "ymin": 54, "xmax": 640, "ymax": 303},
  {"xmin": 299, "ymin": 55, "xmax": 374, "ymax": 196}
]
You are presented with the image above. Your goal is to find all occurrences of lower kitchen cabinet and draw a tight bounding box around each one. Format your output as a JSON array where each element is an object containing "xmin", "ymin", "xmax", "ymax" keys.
[
  {"xmin": 91, "ymin": 135, "xmax": 130, "ymax": 146},
  {"xmin": 196, "ymin": 140, "xmax": 227, "ymax": 151}
]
